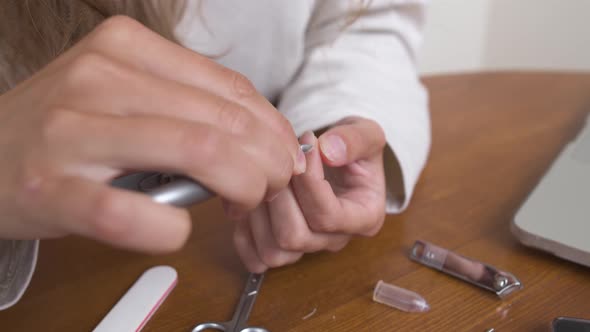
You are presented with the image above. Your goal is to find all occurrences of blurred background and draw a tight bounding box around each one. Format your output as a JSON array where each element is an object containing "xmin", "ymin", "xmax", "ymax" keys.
[{"xmin": 418, "ymin": 0, "xmax": 590, "ymax": 74}]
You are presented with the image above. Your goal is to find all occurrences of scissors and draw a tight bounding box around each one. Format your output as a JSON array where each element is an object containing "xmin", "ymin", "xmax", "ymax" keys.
[{"xmin": 192, "ymin": 273, "xmax": 268, "ymax": 332}]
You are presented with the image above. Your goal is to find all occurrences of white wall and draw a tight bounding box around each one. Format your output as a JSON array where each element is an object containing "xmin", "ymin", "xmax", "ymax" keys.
[
  {"xmin": 418, "ymin": 0, "xmax": 490, "ymax": 74},
  {"xmin": 418, "ymin": 0, "xmax": 590, "ymax": 75}
]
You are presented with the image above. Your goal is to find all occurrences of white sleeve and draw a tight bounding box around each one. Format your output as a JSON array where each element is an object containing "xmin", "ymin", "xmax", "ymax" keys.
[
  {"xmin": 0, "ymin": 239, "xmax": 38, "ymax": 310},
  {"xmin": 278, "ymin": 0, "xmax": 431, "ymax": 213}
]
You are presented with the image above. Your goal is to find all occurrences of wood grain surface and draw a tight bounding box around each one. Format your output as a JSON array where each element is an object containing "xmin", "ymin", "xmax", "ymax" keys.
[{"xmin": 1, "ymin": 72, "xmax": 589, "ymax": 331}]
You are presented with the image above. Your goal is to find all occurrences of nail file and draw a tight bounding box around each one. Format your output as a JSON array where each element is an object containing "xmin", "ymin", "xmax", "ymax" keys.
[{"xmin": 93, "ymin": 266, "xmax": 178, "ymax": 332}]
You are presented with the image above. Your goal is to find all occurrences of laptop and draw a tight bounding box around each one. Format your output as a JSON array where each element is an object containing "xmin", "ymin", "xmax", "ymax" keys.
[{"xmin": 512, "ymin": 114, "xmax": 590, "ymax": 267}]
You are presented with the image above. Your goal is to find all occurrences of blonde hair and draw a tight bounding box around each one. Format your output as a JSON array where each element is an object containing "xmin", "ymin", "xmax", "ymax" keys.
[
  {"xmin": 0, "ymin": 0, "xmax": 185, "ymax": 93},
  {"xmin": 0, "ymin": 0, "xmax": 370, "ymax": 94}
]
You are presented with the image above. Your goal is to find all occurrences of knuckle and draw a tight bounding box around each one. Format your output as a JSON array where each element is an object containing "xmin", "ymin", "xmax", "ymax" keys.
[
  {"xmin": 215, "ymin": 99, "xmax": 253, "ymax": 135},
  {"xmin": 92, "ymin": 15, "xmax": 144, "ymax": 47},
  {"xmin": 62, "ymin": 52, "xmax": 111, "ymax": 88},
  {"xmin": 275, "ymin": 115, "xmax": 294, "ymax": 137},
  {"xmin": 15, "ymin": 167, "xmax": 48, "ymax": 212},
  {"xmin": 41, "ymin": 107, "xmax": 78, "ymax": 143},
  {"xmin": 197, "ymin": 129, "xmax": 224, "ymax": 158},
  {"xmin": 276, "ymin": 228, "xmax": 307, "ymax": 251},
  {"xmin": 361, "ymin": 210, "xmax": 386, "ymax": 237},
  {"xmin": 177, "ymin": 126, "xmax": 222, "ymax": 164},
  {"xmin": 265, "ymin": 116, "xmax": 296, "ymax": 149},
  {"xmin": 308, "ymin": 214, "xmax": 338, "ymax": 233},
  {"xmin": 224, "ymin": 68, "xmax": 256, "ymax": 99}
]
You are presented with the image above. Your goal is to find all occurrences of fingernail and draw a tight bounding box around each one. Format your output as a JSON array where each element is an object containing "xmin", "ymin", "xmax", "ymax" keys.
[
  {"xmin": 299, "ymin": 131, "xmax": 315, "ymax": 144},
  {"xmin": 299, "ymin": 131, "xmax": 316, "ymax": 154},
  {"xmin": 296, "ymin": 148, "xmax": 307, "ymax": 174},
  {"xmin": 300, "ymin": 144, "xmax": 313, "ymax": 154},
  {"xmin": 319, "ymin": 135, "xmax": 346, "ymax": 163}
]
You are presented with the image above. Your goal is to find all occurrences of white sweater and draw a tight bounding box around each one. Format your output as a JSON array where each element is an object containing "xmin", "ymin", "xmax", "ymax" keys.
[{"xmin": 0, "ymin": 0, "xmax": 430, "ymax": 309}]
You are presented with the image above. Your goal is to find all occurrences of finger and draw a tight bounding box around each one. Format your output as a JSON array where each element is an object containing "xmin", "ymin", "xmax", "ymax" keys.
[
  {"xmin": 52, "ymin": 57, "xmax": 297, "ymax": 196},
  {"xmin": 293, "ymin": 132, "xmax": 380, "ymax": 235},
  {"xmin": 233, "ymin": 218, "xmax": 268, "ymax": 273},
  {"xmin": 45, "ymin": 109, "xmax": 269, "ymax": 210},
  {"xmin": 318, "ymin": 117, "xmax": 386, "ymax": 167},
  {"xmin": 292, "ymin": 132, "xmax": 342, "ymax": 228},
  {"xmin": 268, "ymin": 186, "xmax": 350, "ymax": 253},
  {"xmin": 64, "ymin": 17, "xmax": 303, "ymax": 172},
  {"xmin": 22, "ymin": 175, "xmax": 191, "ymax": 253},
  {"xmin": 248, "ymin": 205, "xmax": 303, "ymax": 267}
]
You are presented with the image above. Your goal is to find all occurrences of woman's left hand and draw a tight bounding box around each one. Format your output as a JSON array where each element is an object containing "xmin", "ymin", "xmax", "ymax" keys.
[{"xmin": 232, "ymin": 117, "xmax": 387, "ymax": 272}]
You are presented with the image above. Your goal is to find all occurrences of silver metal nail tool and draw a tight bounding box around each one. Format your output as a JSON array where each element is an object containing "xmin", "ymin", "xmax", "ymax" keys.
[
  {"xmin": 192, "ymin": 273, "xmax": 268, "ymax": 332},
  {"xmin": 410, "ymin": 240, "xmax": 523, "ymax": 299},
  {"xmin": 111, "ymin": 171, "xmax": 213, "ymax": 207},
  {"xmin": 111, "ymin": 144, "xmax": 313, "ymax": 207}
]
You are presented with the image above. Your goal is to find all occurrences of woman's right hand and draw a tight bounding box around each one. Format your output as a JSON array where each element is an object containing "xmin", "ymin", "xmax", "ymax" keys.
[{"xmin": 0, "ymin": 16, "xmax": 305, "ymax": 253}]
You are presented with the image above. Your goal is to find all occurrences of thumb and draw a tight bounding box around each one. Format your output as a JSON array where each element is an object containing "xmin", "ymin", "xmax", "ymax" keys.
[{"xmin": 318, "ymin": 117, "xmax": 386, "ymax": 167}]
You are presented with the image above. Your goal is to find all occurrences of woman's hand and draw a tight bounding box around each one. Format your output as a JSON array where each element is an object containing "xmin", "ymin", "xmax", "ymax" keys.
[
  {"xmin": 233, "ymin": 117, "xmax": 387, "ymax": 272},
  {"xmin": 0, "ymin": 16, "xmax": 305, "ymax": 253}
]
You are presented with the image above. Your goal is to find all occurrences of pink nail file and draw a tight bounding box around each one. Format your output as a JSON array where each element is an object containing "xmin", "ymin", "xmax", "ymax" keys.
[{"xmin": 93, "ymin": 266, "xmax": 178, "ymax": 332}]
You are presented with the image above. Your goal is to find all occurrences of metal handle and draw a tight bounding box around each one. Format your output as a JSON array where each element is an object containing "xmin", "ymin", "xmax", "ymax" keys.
[
  {"xmin": 147, "ymin": 177, "xmax": 213, "ymax": 207},
  {"xmin": 111, "ymin": 172, "xmax": 213, "ymax": 207},
  {"xmin": 192, "ymin": 322, "xmax": 227, "ymax": 331},
  {"xmin": 239, "ymin": 327, "xmax": 269, "ymax": 332}
]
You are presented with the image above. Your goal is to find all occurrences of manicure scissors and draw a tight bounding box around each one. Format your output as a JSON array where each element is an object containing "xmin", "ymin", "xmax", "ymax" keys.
[{"xmin": 192, "ymin": 273, "xmax": 268, "ymax": 332}]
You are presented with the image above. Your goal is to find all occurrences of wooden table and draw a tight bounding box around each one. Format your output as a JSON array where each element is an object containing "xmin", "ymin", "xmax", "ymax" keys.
[{"xmin": 1, "ymin": 72, "xmax": 589, "ymax": 331}]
